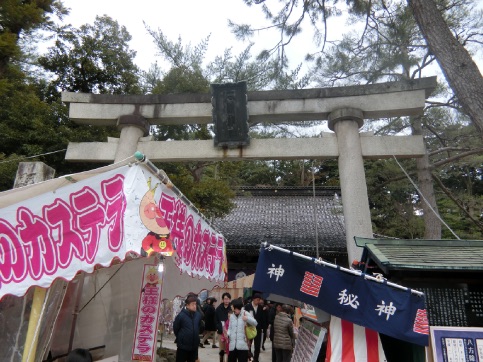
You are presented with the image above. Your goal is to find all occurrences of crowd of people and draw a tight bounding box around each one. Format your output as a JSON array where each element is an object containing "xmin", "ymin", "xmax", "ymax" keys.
[
  {"xmin": 64, "ymin": 292, "xmax": 297, "ymax": 362},
  {"xmin": 173, "ymin": 292, "xmax": 296, "ymax": 362}
]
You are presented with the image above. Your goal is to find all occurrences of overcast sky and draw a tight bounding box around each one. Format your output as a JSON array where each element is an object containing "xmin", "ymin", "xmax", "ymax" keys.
[
  {"xmin": 59, "ymin": 0, "xmax": 482, "ymax": 78},
  {"xmin": 61, "ymin": 0, "xmax": 310, "ymax": 72}
]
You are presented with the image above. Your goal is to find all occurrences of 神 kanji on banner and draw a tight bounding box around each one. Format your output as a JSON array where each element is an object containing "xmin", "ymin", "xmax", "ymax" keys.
[
  {"xmin": 132, "ymin": 264, "xmax": 164, "ymax": 361},
  {"xmin": 253, "ymin": 247, "xmax": 429, "ymax": 346},
  {"xmin": 0, "ymin": 163, "xmax": 227, "ymax": 300}
]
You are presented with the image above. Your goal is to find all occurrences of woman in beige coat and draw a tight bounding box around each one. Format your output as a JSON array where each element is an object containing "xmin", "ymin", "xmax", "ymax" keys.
[{"xmin": 273, "ymin": 305, "xmax": 294, "ymax": 362}]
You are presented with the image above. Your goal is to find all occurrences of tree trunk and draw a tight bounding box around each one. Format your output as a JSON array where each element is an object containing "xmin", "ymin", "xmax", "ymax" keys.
[
  {"xmin": 412, "ymin": 119, "xmax": 441, "ymax": 238},
  {"xmin": 191, "ymin": 163, "xmax": 205, "ymax": 182},
  {"xmin": 408, "ymin": 0, "xmax": 483, "ymax": 138}
]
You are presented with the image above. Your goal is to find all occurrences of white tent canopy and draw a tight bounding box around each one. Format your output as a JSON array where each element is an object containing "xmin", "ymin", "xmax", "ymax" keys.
[{"xmin": 0, "ymin": 159, "xmax": 228, "ymax": 361}]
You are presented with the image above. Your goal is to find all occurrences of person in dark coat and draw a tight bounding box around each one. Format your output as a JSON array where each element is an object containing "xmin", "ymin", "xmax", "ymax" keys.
[
  {"xmin": 260, "ymin": 299, "xmax": 269, "ymax": 350},
  {"xmin": 200, "ymin": 297, "xmax": 218, "ymax": 348},
  {"xmin": 244, "ymin": 293, "xmax": 264, "ymax": 362},
  {"xmin": 173, "ymin": 295, "xmax": 203, "ymax": 362},
  {"xmin": 215, "ymin": 292, "xmax": 232, "ymax": 362}
]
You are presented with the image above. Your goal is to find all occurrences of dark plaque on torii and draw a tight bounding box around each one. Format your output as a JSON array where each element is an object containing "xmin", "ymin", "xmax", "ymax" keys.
[{"xmin": 211, "ymin": 81, "xmax": 250, "ymax": 148}]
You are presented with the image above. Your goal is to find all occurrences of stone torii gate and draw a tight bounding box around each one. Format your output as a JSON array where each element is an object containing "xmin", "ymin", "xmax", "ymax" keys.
[{"xmin": 62, "ymin": 77, "xmax": 436, "ymax": 263}]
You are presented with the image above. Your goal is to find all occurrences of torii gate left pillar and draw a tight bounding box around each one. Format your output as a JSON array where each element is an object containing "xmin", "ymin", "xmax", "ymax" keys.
[{"xmin": 114, "ymin": 115, "xmax": 150, "ymax": 163}]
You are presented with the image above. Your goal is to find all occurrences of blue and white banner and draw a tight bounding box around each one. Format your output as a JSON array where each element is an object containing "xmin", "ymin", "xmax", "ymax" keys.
[{"xmin": 253, "ymin": 246, "xmax": 429, "ymax": 346}]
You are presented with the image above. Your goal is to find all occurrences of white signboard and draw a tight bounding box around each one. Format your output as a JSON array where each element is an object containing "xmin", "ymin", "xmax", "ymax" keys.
[{"xmin": 292, "ymin": 318, "xmax": 326, "ymax": 362}]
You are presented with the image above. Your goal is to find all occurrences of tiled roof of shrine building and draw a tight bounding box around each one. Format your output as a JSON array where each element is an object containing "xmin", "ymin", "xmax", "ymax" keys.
[{"xmin": 213, "ymin": 186, "xmax": 347, "ymax": 258}]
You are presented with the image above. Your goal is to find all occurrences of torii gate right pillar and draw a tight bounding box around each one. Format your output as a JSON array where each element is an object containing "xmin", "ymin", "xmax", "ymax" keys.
[{"xmin": 328, "ymin": 108, "xmax": 372, "ymax": 263}]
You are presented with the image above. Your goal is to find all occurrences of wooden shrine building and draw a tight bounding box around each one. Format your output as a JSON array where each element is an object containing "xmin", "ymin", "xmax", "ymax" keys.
[{"xmin": 213, "ymin": 186, "xmax": 347, "ymax": 279}]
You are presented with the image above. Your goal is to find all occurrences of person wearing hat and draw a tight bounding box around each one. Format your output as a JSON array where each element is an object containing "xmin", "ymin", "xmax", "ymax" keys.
[
  {"xmin": 244, "ymin": 293, "xmax": 264, "ymax": 362},
  {"xmin": 200, "ymin": 297, "xmax": 218, "ymax": 348},
  {"xmin": 173, "ymin": 294, "xmax": 203, "ymax": 362}
]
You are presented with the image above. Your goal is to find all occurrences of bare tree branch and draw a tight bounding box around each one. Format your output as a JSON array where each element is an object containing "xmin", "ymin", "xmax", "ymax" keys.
[
  {"xmin": 432, "ymin": 147, "xmax": 483, "ymax": 168},
  {"xmin": 432, "ymin": 173, "xmax": 483, "ymax": 232},
  {"xmin": 383, "ymin": 147, "xmax": 483, "ymax": 184}
]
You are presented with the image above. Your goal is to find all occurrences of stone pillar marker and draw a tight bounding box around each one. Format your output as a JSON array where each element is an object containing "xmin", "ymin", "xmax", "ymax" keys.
[
  {"xmin": 14, "ymin": 162, "xmax": 55, "ymax": 188},
  {"xmin": 328, "ymin": 108, "xmax": 373, "ymax": 263},
  {"xmin": 114, "ymin": 114, "xmax": 150, "ymax": 163},
  {"xmin": 14, "ymin": 162, "xmax": 55, "ymax": 362}
]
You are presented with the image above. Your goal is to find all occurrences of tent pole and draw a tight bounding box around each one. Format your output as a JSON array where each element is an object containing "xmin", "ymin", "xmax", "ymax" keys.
[
  {"xmin": 68, "ymin": 274, "xmax": 86, "ymax": 352},
  {"xmin": 22, "ymin": 288, "xmax": 47, "ymax": 362}
]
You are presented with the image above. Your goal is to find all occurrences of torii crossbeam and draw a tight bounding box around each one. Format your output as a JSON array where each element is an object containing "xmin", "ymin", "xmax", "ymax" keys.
[{"xmin": 62, "ymin": 77, "xmax": 437, "ymax": 263}]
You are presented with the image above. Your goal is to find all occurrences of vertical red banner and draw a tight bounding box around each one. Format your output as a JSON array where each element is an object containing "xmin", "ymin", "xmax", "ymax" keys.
[{"xmin": 132, "ymin": 264, "xmax": 164, "ymax": 361}]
